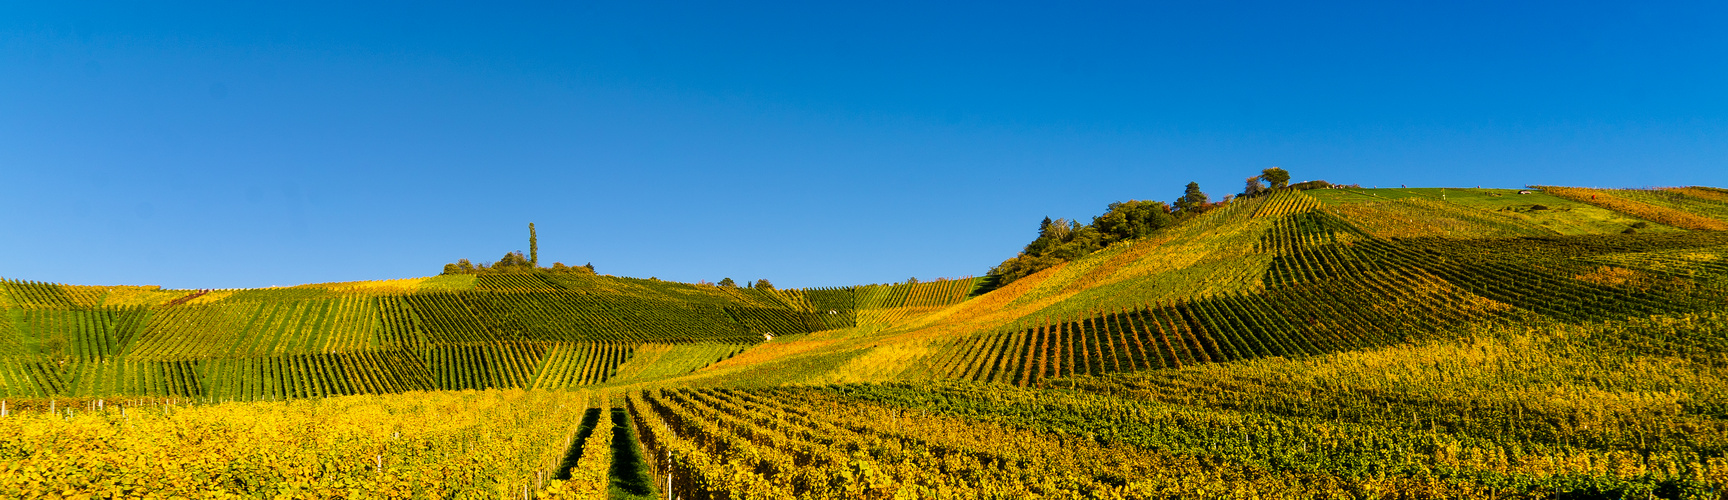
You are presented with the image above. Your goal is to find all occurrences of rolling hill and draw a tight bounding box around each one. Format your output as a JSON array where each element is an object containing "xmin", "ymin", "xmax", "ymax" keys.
[{"xmin": 4, "ymin": 185, "xmax": 1727, "ymax": 498}]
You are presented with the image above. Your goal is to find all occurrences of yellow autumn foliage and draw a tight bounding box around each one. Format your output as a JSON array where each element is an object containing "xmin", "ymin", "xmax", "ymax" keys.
[{"xmin": 0, "ymin": 389, "xmax": 597, "ymax": 498}]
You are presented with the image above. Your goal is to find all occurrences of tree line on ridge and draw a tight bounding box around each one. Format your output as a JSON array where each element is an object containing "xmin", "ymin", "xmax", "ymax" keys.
[{"xmin": 987, "ymin": 167, "xmax": 1330, "ymax": 287}]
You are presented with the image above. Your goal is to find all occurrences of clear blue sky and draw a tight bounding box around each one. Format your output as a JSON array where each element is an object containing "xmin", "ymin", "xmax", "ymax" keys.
[{"xmin": 3, "ymin": 2, "xmax": 1726, "ymax": 289}]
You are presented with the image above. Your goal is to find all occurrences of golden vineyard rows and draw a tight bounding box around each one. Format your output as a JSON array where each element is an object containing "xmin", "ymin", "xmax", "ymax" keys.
[
  {"xmin": 1540, "ymin": 186, "xmax": 1728, "ymax": 231},
  {"xmin": 1250, "ymin": 190, "xmax": 1323, "ymax": 218},
  {"xmin": 0, "ymin": 390, "xmax": 607, "ymax": 498}
]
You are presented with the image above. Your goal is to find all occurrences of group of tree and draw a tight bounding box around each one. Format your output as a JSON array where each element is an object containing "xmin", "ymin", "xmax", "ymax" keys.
[
  {"xmin": 715, "ymin": 277, "xmax": 773, "ymax": 289},
  {"xmin": 440, "ymin": 223, "xmax": 597, "ymax": 276},
  {"xmin": 988, "ymin": 199, "xmax": 1178, "ymax": 285},
  {"xmin": 442, "ymin": 252, "xmax": 597, "ymax": 276},
  {"xmin": 987, "ymin": 167, "xmax": 1324, "ymax": 287},
  {"xmin": 1241, "ymin": 167, "xmax": 1297, "ymax": 198},
  {"xmin": 1242, "ymin": 167, "xmax": 1333, "ymax": 197}
]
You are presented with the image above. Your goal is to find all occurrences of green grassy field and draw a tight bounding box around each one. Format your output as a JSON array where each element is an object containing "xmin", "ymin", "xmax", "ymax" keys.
[{"xmin": 5, "ymin": 184, "xmax": 1728, "ymax": 498}]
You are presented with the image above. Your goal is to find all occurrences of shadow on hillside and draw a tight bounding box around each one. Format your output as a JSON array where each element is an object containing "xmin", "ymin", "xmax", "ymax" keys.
[
  {"xmin": 552, "ymin": 408, "xmax": 602, "ymax": 480},
  {"xmin": 610, "ymin": 407, "xmax": 657, "ymax": 498},
  {"xmin": 968, "ymin": 274, "xmax": 1002, "ymax": 298}
]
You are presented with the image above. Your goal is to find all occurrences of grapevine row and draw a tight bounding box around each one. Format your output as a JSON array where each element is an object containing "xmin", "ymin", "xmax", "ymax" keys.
[
  {"xmin": 1538, "ymin": 186, "xmax": 1728, "ymax": 231},
  {"xmin": 1251, "ymin": 189, "xmax": 1323, "ymax": 218},
  {"xmin": 932, "ymin": 267, "xmax": 1519, "ymax": 385}
]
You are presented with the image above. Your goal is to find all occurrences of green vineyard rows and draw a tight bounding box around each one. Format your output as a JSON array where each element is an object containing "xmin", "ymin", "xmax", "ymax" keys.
[
  {"xmin": 0, "ymin": 272, "xmax": 1004, "ymax": 400},
  {"xmin": 926, "ymin": 209, "xmax": 1728, "ymax": 386},
  {"xmin": 0, "ymin": 274, "xmax": 809, "ymax": 400},
  {"xmin": 1613, "ymin": 188, "xmax": 1728, "ymax": 225},
  {"xmin": 626, "ymin": 374, "xmax": 1727, "ymax": 498},
  {"xmin": 1540, "ymin": 186, "xmax": 1728, "ymax": 231},
  {"xmin": 855, "ymin": 277, "xmax": 982, "ymax": 309}
]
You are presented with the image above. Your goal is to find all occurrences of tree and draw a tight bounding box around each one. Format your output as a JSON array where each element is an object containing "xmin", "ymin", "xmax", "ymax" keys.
[
  {"xmin": 1092, "ymin": 200, "xmax": 1174, "ymax": 243},
  {"xmin": 1035, "ymin": 217, "xmax": 1071, "ymax": 242},
  {"xmin": 495, "ymin": 251, "xmax": 532, "ymax": 270},
  {"xmin": 1261, "ymin": 167, "xmax": 1290, "ymax": 189},
  {"xmin": 1243, "ymin": 176, "xmax": 1266, "ymax": 197},
  {"xmin": 439, "ymin": 222, "xmax": 596, "ymax": 275},
  {"xmin": 755, "ymin": 279, "xmax": 774, "ymax": 289},
  {"xmin": 988, "ymin": 180, "xmax": 1217, "ymax": 289},
  {"xmin": 718, "ymin": 277, "xmax": 736, "ymax": 287},
  {"xmin": 990, "ymin": 215, "xmax": 1105, "ymax": 287},
  {"xmin": 1174, "ymin": 182, "xmax": 1210, "ymax": 214},
  {"xmin": 528, "ymin": 223, "xmax": 538, "ymax": 266},
  {"xmin": 546, "ymin": 262, "xmax": 595, "ymax": 275},
  {"xmin": 906, "ymin": 277, "xmax": 920, "ymax": 284},
  {"xmin": 1022, "ymin": 218, "xmax": 1100, "ymax": 260},
  {"xmin": 988, "ymin": 252, "xmax": 1064, "ymax": 285}
]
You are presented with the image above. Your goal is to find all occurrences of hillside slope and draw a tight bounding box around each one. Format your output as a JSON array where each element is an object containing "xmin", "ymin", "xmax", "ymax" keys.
[
  {"xmin": 5, "ymin": 186, "xmax": 1728, "ymax": 398},
  {"xmin": 607, "ymin": 185, "xmax": 1728, "ymax": 498},
  {"xmin": 0, "ymin": 273, "xmax": 833, "ymax": 398},
  {"xmin": 667, "ymin": 186, "xmax": 1728, "ymax": 387},
  {"xmin": 7, "ymin": 185, "xmax": 1728, "ymax": 498}
]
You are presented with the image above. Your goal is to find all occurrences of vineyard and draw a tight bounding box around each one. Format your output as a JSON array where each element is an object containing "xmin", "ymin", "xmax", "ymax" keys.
[
  {"xmin": 0, "ymin": 272, "xmax": 999, "ymax": 398},
  {"xmin": 1322, "ymin": 193, "xmax": 1559, "ymax": 238},
  {"xmin": 921, "ymin": 205, "xmax": 1728, "ymax": 385},
  {"xmin": 0, "ymin": 389, "xmax": 605, "ymax": 498},
  {"xmin": 1250, "ymin": 188, "xmax": 1323, "ymax": 218},
  {"xmin": 853, "ymin": 278, "xmax": 984, "ymax": 326},
  {"xmin": 629, "ymin": 313, "xmax": 1728, "ymax": 500},
  {"xmin": 1539, "ymin": 186, "xmax": 1728, "ymax": 231},
  {"xmin": 0, "ymin": 274, "xmax": 820, "ymax": 399},
  {"xmin": 4, "ymin": 184, "xmax": 1728, "ymax": 497}
]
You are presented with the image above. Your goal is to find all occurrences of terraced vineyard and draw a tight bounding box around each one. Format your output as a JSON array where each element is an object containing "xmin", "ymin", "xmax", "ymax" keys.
[
  {"xmin": 853, "ymin": 277, "xmax": 984, "ymax": 325},
  {"xmin": 0, "ymin": 273, "xmax": 995, "ymax": 398},
  {"xmin": 1250, "ymin": 188, "xmax": 1324, "ymax": 218},
  {"xmin": 631, "ymin": 336, "xmax": 1728, "ymax": 499},
  {"xmin": 0, "ymin": 275, "xmax": 820, "ymax": 399},
  {"xmin": 5, "ymin": 185, "xmax": 1728, "ymax": 498},
  {"xmin": 930, "ymin": 201, "xmax": 1727, "ymax": 381},
  {"xmin": 1540, "ymin": 186, "xmax": 1728, "ymax": 231}
]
